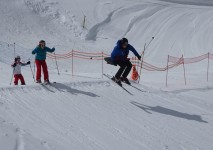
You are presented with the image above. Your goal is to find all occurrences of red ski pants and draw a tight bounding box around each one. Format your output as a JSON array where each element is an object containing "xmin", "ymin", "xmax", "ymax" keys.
[
  {"xmin": 14, "ymin": 74, "xmax": 25, "ymax": 85},
  {"xmin": 35, "ymin": 60, "xmax": 49, "ymax": 81}
]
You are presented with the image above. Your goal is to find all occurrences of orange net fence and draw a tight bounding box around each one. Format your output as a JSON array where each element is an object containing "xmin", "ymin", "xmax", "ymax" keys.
[
  {"xmin": 131, "ymin": 56, "xmax": 183, "ymax": 71},
  {"xmin": 47, "ymin": 50, "xmax": 213, "ymax": 71},
  {"xmin": 209, "ymin": 53, "xmax": 213, "ymax": 60},
  {"xmin": 47, "ymin": 50, "xmax": 109, "ymax": 60}
]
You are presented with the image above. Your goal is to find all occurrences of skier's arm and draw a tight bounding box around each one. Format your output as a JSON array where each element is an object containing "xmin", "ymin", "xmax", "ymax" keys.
[
  {"xmin": 20, "ymin": 62, "xmax": 26, "ymax": 66},
  {"xmin": 32, "ymin": 47, "xmax": 38, "ymax": 55},
  {"xmin": 11, "ymin": 62, "xmax": 16, "ymax": 68},
  {"xmin": 129, "ymin": 45, "xmax": 140, "ymax": 58},
  {"xmin": 46, "ymin": 47, "xmax": 55, "ymax": 53},
  {"xmin": 20, "ymin": 61, "xmax": 30, "ymax": 66}
]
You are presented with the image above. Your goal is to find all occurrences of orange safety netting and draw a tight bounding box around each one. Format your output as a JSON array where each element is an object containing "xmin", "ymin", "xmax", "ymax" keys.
[
  {"xmin": 209, "ymin": 53, "xmax": 213, "ymax": 60},
  {"xmin": 47, "ymin": 50, "xmax": 213, "ymax": 72},
  {"xmin": 47, "ymin": 50, "xmax": 109, "ymax": 60}
]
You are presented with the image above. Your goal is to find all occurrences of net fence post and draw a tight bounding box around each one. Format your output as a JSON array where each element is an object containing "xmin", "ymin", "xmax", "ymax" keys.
[
  {"xmin": 207, "ymin": 52, "xmax": 210, "ymax": 82},
  {"xmin": 72, "ymin": 49, "xmax": 74, "ymax": 77},
  {"xmin": 166, "ymin": 55, "xmax": 169, "ymax": 87},
  {"xmin": 182, "ymin": 54, "xmax": 187, "ymax": 86},
  {"xmin": 102, "ymin": 51, "xmax": 104, "ymax": 78},
  {"xmin": 83, "ymin": 15, "xmax": 86, "ymax": 29}
]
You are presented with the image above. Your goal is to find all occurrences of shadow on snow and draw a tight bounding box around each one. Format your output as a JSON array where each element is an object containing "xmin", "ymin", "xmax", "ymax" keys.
[
  {"xmin": 52, "ymin": 83, "xmax": 100, "ymax": 98},
  {"xmin": 131, "ymin": 101, "xmax": 208, "ymax": 123}
]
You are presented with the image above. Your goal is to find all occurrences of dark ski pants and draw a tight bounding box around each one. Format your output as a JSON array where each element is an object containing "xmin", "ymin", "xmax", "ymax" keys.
[{"xmin": 115, "ymin": 60, "xmax": 132, "ymax": 79}]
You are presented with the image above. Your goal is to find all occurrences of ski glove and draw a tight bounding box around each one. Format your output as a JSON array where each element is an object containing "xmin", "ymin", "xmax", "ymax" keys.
[
  {"xmin": 52, "ymin": 47, "xmax": 55, "ymax": 51},
  {"xmin": 113, "ymin": 63, "xmax": 117, "ymax": 66},
  {"xmin": 112, "ymin": 61, "xmax": 118, "ymax": 66},
  {"xmin": 27, "ymin": 61, "xmax": 31, "ymax": 64},
  {"xmin": 137, "ymin": 56, "xmax": 141, "ymax": 61}
]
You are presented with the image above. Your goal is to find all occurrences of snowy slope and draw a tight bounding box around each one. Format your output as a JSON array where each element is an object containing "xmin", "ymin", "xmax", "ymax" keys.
[
  {"xmin": 1, "ymin": 0, "xmax": 213, "ymax": 62},
  {"xmin": 0, "ymin": 0, "xmax": 213, "ymax": 150},
  {"xmin": 0, "ymin": 81, "xmax": 213, "ymax": 150}
]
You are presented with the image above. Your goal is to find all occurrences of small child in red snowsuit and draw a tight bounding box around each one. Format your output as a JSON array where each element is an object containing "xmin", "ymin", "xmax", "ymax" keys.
[{"xmin": 11, "ymin": 56, "xmax": 30, "ymax": 85}]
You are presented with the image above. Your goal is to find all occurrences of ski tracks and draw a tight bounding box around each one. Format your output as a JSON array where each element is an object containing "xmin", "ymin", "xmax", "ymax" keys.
[
  {"xmin": 14, "ymin": 128, "xmax": 25, "ymax": 150},
  {"xmin": 0, "ymin": 118, "xmax": 50, "ymax": 150},
  {"xmin": 87, "ymin": 2, "xmax": 166, "ymax": 41}
]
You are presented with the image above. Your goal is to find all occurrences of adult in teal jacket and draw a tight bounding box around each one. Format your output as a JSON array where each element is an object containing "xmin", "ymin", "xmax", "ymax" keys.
[{"xmin": 32, "ymin": 40, "xmax": 55, "ymax": 84}]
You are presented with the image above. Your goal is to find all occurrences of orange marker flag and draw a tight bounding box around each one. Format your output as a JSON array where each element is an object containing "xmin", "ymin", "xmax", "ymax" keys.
[{"xmin": 131, "ymin": 65, "xmax": 139, "ymax": 81}]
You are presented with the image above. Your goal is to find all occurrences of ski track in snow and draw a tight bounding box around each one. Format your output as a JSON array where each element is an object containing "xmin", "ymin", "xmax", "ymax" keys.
[
  {"xmin": 86, "ymin": 9, "xmax": 117, "ymax": 41},
  {"xmin": 0, "ymin": 117, "xmax": 50, "ymax": 150}
]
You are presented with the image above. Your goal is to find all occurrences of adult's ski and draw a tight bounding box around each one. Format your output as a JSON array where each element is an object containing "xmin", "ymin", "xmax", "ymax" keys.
[
  {"xmin": 40, "ymin": 83, "xmax": 55, "ymax": 93},
  {"xmin": 122, "ymin": 82, "xmax": 147, "ymax": 93},
  {"xmin": 40, "ymin": 81, "xmax": 56, "ymax": 85},
  {"xmin": 103, "ymin": 74, "xmax": 133, "ymax": 95},
  {"xmin": 104, "ymin": 74, "xmax": 147, "ymax": 93},
  {"xmin": 37, "ymin": 81, "xmax": 57, "ymax": 92}
]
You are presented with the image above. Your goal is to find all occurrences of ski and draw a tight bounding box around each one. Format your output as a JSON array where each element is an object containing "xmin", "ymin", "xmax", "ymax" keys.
[
  {"xmin": 122, "ymin": 82, "xmax": 147, "ymax": 93},
  {"xmin": 40, "ymin": 81, "xmax": 56, "ymax": 85},
  {"xmin": 104, "ymin": 74, "xmax": 147, "ymax": 93},
  {"xmin": 40, "ymin": 83, "xmax": 55, "ymax": 93},
  {"xmin": 103, "ymin": 74, "xmax": 133, "ymax": 95},
  {"xmin": 36, "ymin": 81, "xmax": 56, "ymax": 92}
]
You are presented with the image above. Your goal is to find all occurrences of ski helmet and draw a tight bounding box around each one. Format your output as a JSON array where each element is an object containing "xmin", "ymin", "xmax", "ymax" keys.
[
  {"xmin": 15, "ymin": 55, "xmax": 21, "ymax": 61},
  {"xmin": 120, "ymin": 38, "xmax": 128, "ymax": 45},
  {"xmin": 39, "ymin": 40, "xmax": 46, "ymax": 45}
]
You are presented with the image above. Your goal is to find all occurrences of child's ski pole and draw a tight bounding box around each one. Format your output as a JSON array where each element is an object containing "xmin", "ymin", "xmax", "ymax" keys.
[{"xmin": 10, "ymin": 68, "xmax": 14, "ymax": 85}]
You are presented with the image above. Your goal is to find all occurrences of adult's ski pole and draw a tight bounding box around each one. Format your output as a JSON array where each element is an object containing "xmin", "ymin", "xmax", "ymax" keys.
[
  {"xmin": 138, "ymin": 37, "xmax": 155, "ymax": 83},
  {"xmin": 54, "ymin": 52, "xmax": 60, "ymax": 75},
  {"xmin": 29, "ymin": 63, "xmax": 35, "ymax": 82}
]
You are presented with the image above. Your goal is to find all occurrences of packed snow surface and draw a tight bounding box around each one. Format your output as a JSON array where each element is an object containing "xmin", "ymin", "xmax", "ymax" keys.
[{"xmin": 0, "ymin": 0, "xmax": 213, "ymax": 150}]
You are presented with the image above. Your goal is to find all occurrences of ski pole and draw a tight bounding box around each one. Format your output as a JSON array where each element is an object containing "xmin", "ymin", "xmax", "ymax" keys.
[
  {"xmin": 138, "ymin": 37, "xmax": 155, "ymax": 83},
  {"xmin": 137, "ymin": 43, "xmax": 146, "ymax": 71},
  {"xmin": 10, "ymin": 68, "xmax": 14, "ymax": 85},
  {"xmin": 10, "ymin": 43, "xmax": 16, "ymax": 85},
  {"xmin": 29, "ymin": 63, "xmax": 35, "ymax": 82},
  {"xmin": 13, "ymin": 42, "xmax": 16, "ymax": 58},
  {"xmin": 34, "ymin": 60, "xmax": 35, "ymax": 77},
  {"xmin": 54, "ymin": 52, "xmax": 60, "ymax": 75}
]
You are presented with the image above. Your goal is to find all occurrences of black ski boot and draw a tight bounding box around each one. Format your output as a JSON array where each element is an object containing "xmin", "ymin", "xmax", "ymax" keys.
[
  {"xmin": 44, "ymin": 80, "xmax": 50, "ymax": 85},
  {"xmin": 121, "ymin": 77, "xmax": 131, "ymax": 85},
  {"xmin": 112, "ymin": 76, "xmax": 122, "ymax": 87},
  {"xmin": 36, "ymin": 79, "xmax": 42, "ymax": 84}
]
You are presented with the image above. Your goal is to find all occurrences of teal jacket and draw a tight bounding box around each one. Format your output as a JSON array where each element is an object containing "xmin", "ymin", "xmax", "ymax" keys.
[{"xmin": 32, "ymin": 46, "xmax": 55, "ymax": 60}]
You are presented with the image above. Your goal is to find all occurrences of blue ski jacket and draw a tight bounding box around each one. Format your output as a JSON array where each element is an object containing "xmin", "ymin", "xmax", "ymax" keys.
[
  {"xmin": 32, "ymin": 46, "xmax": 55, "ymax": 60},
  {"xmin": 111, "ymin": 40, "xmax": 140, "ymax": 62}
]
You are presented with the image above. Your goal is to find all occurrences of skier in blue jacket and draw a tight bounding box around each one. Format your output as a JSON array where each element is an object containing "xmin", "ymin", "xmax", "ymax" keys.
[{"xmin": 111, "ymin": 38, "xmax": 141, "ymax": 85}]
